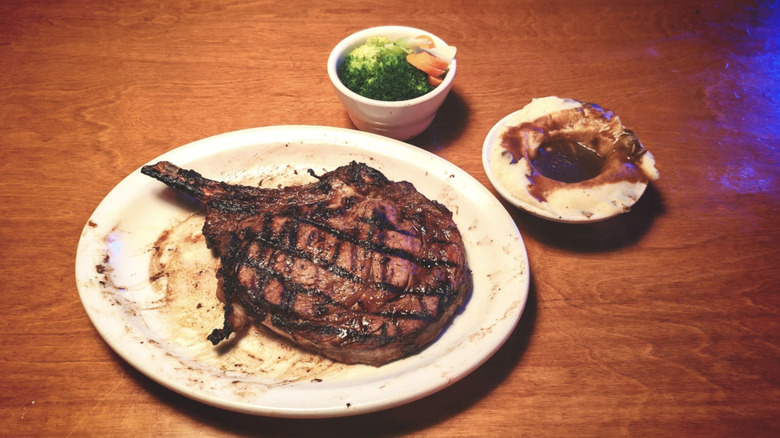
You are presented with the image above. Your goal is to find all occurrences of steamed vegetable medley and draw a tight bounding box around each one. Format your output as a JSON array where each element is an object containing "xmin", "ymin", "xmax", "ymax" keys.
[{"xmin": 337, "ymin": 36, "xmax": 452, "ymax": 101}]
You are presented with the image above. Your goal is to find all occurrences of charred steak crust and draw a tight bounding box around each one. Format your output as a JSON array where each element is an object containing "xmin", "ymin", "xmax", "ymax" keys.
[{"xmin": 141, "ymin": 160, "xmax": 472, "ymax": 366}]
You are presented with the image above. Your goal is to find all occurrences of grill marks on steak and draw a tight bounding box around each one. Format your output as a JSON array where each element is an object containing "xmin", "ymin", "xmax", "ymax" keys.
[{"xmin": 141, "ymin": 161, "xmax": 472, "ymax": 366}]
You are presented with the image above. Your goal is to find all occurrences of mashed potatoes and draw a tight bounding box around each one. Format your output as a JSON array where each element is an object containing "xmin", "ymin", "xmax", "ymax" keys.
[{"xmin": 483, "ymin": 96, "xmax": 659, "ymax": 222}]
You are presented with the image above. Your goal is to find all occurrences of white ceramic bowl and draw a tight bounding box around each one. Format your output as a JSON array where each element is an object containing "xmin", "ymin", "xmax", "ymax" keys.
[{"xmin": 327, "ymin": 26, "xmax": 457, "ymax": 141}]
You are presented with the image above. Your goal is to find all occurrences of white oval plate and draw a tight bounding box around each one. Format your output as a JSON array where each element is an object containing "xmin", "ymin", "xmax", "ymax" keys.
[{"xmin": 76, "ymin": 126, "xmax": 529, "ymax": 418}]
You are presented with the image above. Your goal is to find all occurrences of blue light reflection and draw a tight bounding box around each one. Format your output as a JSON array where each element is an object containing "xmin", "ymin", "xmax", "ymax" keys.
[
  {"xmin": 106, "ymin": 231, "xmax": 124, "ymax": 260},
  {"xmin": 712, "ymin": 2, "xmax": 780, "ymax": 194}
]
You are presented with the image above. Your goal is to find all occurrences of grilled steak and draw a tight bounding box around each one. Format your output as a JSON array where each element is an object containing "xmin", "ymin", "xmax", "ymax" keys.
[{"xmin": 141, "ymin": 160, "xmax": 472, "ymax": 366}]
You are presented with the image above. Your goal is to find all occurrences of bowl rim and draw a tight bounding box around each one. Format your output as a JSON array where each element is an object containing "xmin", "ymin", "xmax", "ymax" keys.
[{"xmin": 327, "ymin": 25, "xmax": 457, "ymax": 107}]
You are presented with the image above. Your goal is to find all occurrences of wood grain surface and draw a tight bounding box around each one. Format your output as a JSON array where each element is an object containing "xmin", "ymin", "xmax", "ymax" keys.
[{"xmin": 1, "ymin": 0, "xmax": 779, "ymax": 436}]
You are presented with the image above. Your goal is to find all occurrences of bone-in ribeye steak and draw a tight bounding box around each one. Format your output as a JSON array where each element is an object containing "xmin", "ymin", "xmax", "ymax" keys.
[{"xmin": 141, "ymin": 160, "xmax": 472, "ymax": 366}]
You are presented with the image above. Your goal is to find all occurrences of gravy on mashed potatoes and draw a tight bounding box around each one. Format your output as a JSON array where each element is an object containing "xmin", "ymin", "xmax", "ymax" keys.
[{"xmin": 487, "ymin": 96, "xmax": 659, "ymax": 222}]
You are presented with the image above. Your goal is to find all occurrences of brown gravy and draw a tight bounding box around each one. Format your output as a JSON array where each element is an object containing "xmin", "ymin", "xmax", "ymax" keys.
[{"xmin": 500, "ymin": 103, "xmax": 650, "ymax": 202}]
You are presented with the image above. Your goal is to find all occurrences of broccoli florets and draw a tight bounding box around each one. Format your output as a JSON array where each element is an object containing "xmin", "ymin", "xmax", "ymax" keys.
[{"xmin": 337, "ymin": 36, "xmax": 435, "ymax": 101}]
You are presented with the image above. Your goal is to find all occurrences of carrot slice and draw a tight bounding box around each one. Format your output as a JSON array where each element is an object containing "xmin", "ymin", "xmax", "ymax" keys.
[
  {"xmin": 415, "ymin": 34, "xmax": 435, "ymax": 49},
  {"xmin": 406, "ymin": 53, "xmax": 446, "ymax": 77},
  {"xmin": 417, "ymin": 51, "xmax": 449, "ymax": 71},
  {"xmin": 428, "ymin": 74, "xmax": 443, "ymax": 87}
]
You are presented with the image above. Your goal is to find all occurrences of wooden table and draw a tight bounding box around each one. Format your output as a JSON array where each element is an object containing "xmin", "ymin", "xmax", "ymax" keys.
[{"xmin": 2, "ymin": 0, "xmax": 778, "ymax": 436}]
